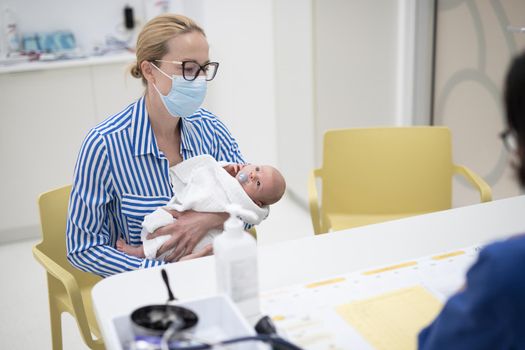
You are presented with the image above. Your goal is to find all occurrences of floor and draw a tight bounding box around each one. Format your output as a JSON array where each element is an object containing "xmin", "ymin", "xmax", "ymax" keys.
[{"xmin": 0, "ymin": 194, "xmax": 313, "ymax": 349}]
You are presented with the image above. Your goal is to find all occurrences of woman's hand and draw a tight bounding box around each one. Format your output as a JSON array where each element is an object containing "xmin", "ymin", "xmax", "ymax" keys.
[{"xmin": 147, "ymin": 210, "xmax": 227, "ymax": 262}]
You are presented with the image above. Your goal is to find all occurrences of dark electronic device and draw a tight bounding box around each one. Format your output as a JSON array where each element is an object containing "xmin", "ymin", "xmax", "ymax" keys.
[{"xmin": 124, "ymin": 5, "xmax": 135, "ymax": 30}]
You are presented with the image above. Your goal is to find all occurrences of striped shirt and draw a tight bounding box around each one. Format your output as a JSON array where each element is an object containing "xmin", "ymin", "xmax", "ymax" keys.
[{"xmin": 66, "ymin": 96, "xmax": 245, "ymax": 277}]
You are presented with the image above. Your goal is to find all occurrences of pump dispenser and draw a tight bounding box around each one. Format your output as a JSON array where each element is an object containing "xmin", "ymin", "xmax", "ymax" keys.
[{"xmin": 214, "ymin": 204, "xmax": 260, "ymax": 318}]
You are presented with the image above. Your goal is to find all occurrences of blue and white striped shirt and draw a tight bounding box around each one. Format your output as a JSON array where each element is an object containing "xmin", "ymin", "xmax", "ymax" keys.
[{"xmin": 66, "ymin": 96, "xmax": 245, "ymax": 277}]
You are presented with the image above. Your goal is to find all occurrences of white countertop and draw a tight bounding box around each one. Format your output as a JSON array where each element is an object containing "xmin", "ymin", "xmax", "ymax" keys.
[{"xmin": 0, "ymin": 52, "xmax": 136, "ymax": 74}]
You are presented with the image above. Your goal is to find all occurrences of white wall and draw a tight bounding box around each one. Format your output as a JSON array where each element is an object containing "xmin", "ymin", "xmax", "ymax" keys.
[
  {"xmin": 314, "ymin": 0, "xmax": 399, "ymax": 142},
  {"xmin": 271, "ymin": 0, "xmax": 435, "ymax": 205},
  {"xmin": 273, "ymin": 0, "xmax": 315, "ymax": 205},
  {"xmin": 275, "ymin": 0, "xmax": 418, "ymax": 205},
  {"xmin": 201, "ymin": 0, "xmax": 277, "ymax": 166}
]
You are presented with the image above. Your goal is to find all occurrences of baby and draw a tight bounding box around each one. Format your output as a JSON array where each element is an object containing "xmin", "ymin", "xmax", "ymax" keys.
[{"xmin": 117, "ymin": 154, "xmax": 286, "ymax": 260}]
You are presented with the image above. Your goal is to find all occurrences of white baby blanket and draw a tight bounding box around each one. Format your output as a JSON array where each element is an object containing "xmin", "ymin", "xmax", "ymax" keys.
[{"xmin": 141, "ymin": 154, "xmax": 269, "ymax": 260}]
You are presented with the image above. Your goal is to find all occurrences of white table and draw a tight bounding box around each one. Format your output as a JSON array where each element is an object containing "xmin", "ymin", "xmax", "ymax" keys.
[{"xmin": 92, "ymin": 195, "xmax": 525, "ymax": 349}]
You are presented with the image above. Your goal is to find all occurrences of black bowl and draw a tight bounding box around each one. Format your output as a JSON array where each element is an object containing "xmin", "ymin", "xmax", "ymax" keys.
[{"xmin": 131, "ymin": 304, "xmax": 198, "ymax": 336}]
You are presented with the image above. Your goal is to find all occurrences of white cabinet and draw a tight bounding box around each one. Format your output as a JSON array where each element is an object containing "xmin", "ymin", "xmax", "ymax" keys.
[{"xmin": 0, "ymin": 56, "xmax": 144, "ymax": 242}]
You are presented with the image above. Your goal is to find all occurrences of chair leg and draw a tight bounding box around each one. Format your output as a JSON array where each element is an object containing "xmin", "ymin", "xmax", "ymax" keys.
[
  {"xmin": 49, "ymin": 297, "xmax": 63, "ymax": 350},
  {"xmin": 47, "ymin": 273, "xmax": 64, "ymax": 350}
]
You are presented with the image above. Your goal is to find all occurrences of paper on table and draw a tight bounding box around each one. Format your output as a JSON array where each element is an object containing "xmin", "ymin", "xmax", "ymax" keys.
[{"xmin": 335, "ymin": 285, "xmax": 442, "ymax": 350}]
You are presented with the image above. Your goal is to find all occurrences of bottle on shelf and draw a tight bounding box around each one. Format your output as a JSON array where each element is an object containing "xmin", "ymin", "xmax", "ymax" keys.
[{"xmin": 4, "ymin": 7, "xmax": 20, "ymax": 55}]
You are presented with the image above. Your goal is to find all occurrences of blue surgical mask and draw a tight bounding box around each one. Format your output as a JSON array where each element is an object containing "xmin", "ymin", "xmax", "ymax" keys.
[{"xmin": 150, "ymin": 63, "xmax": 207, "ymax": 118}]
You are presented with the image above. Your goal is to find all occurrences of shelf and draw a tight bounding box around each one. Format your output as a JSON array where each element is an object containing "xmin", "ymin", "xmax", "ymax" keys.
[{"xmin": 0, "ymin": 52, "xmax": 136, "ymax": 74}]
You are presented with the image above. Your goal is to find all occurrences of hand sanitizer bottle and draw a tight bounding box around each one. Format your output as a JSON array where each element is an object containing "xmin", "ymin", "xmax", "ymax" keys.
[{"xmin": 214, "ymin": 204, "xmax": 260, "ymax": 319}]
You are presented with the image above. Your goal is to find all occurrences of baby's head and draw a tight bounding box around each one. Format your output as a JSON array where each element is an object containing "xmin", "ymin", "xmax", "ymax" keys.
[{"xmin": 236, "ymin": 164, "xmax": 286, "ymax": 207}]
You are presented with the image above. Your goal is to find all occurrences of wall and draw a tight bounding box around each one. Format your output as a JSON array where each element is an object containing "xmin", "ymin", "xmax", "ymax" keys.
[
  {"xmin": 0, "ymin": 61, "xmax": 144, "ymax": 243},
  {"xmin": 273, "ymin": 0, "xmax": 315, "ymax": 206},
  {"xmin": 277, "ymin": 0, "xmax": 420, "ymax": 205},
  {"xmin": 314, "ymin": 0, "xmax": 398, "ymax": 152},
  {"xmin": 433, "ymin": 0, "xmax": 525, "ymax": 206},
  {"xmin": 200, "ymin": 0, "xmax": 277, "ymax": 166},
  {"xmin": 272, "ymin": 0, "xmax": 437, "ymax": 205}
]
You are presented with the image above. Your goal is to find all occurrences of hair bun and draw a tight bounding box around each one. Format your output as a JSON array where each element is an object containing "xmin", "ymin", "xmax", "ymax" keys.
[{"xmin": 130, "ymin": 63, "xmax": 142, "ymax": 78}]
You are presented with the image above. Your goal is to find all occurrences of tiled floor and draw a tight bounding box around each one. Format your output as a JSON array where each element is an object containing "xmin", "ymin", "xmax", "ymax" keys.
[{"xmin": 0, "ymin": 194, "xmax": 312, "ymax": 349}]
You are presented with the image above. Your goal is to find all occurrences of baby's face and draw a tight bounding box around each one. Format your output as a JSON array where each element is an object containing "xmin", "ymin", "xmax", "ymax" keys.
[{"xmin": 236, "ymin": 164, "xmax": 285, "ymax": 206}]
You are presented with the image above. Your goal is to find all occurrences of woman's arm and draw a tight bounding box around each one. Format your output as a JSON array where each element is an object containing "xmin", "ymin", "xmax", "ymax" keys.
[{"xmin": 66, "ymin": 129, "xmax": 166, "ymax": 277}]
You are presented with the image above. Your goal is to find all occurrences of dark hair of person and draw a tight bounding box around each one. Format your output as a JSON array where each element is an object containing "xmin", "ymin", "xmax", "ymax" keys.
[{"xmin": 504, "ymin": 51, "xmax": 525, "ymax": 187}]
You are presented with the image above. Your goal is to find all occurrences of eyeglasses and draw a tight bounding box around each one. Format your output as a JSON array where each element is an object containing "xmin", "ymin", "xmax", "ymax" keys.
[
  {"xmin": 154, "ymin": 60, "xmax": 219, "ymax": 81},
  {"xmin": 500, "ymin": 129, "xmax": 518, "ymax": 153}
]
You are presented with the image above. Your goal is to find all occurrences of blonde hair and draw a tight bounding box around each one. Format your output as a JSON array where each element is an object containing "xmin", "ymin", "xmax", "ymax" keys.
[{"xmin": 130, "ymin": 14, "xmax": 205, "ymax": 85}]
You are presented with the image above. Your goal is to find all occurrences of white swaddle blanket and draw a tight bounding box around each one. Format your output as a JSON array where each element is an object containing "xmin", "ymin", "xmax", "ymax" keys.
[{"xmin": 141, "ymin": 154, "xmax": 269, "ymax": 260}]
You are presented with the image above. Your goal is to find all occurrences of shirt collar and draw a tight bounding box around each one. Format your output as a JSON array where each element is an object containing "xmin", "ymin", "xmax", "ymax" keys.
[
  {"xmin": 179, "ymin": 117, "xmax": 196, "ymax": 154},
  {"xmin": 130, "ymin": 96, "xmax": 161, "ymax": 157},
  {"xmin": 130, "ymin": 97, "xmax": 200, "ymax": 158}
]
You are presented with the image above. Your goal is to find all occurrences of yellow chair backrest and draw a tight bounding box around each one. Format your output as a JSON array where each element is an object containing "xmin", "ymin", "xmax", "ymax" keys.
[
  {"xmin": 247, "ymin": 226, "xmax": 257, "ymax": 240},
  {"xmin": 309, "ymin": 127, "xmax": 492, "ymax": 234},
  {"xmin": 33, "ymin": 185, "xmax": 104, "ymax": 349}
]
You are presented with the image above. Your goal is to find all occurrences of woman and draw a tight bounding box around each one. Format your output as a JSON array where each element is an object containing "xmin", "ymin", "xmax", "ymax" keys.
[
  {"xmin": 66, "ymin": 14, "xmax": 245, "ymax": 277},
  {"xmin": 418, "ymin": 52, "xmax": 525, "ymax": 349}
]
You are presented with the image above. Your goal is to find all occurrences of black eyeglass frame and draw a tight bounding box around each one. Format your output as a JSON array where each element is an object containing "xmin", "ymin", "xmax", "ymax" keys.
[{"xmin": 154, "ymin": 59, "xmax": 219, "ymax": 81}]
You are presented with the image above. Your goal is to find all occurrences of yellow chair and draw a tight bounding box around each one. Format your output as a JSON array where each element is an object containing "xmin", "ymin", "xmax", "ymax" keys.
[
  {"xmin": 32, "ymin": 185, "xmax": 104, "ymax": 350},
  {"xmin": 309, "ymin": 127, "xmax": 492, "ymax": 234},
  {"xmin": 248, "ymin": 227, "xmax": 257, "ymax": 240}
]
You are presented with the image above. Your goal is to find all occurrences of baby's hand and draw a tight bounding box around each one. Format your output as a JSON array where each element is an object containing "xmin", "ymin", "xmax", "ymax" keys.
[
  {"xmin": 116, "ymin": 238, "xmax": 126, "ymax": 252},
  {"xmin": 223, "ymin": 163, "xmax": 243, "ymax": 177}
]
